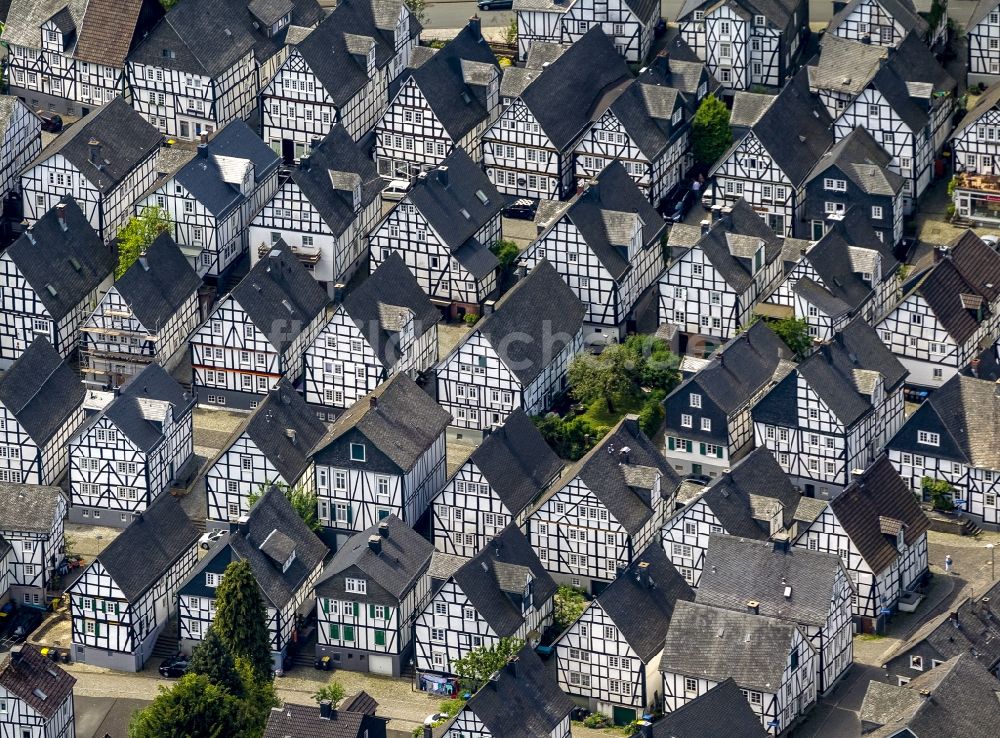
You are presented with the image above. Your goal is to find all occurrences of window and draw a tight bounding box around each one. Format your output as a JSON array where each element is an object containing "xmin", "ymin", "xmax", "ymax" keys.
[
  {"xmin": 917, "ymin": 431, "xmax": 940, "ymax": 446},
  {"xmin": 205, "ymin": 573, "xmax": 219, "ymax": 587},
  {"xmin": 910, "ymin": 655, "xmax": 923, "ymax": 671},
  {"xmin": 685, "ymin": 677, "xmax": 698, "ymax": 693},
  {"xmin": 463, "ymin": 607, "xmax": 476, "ymax": 621},
  {"xmin": 871, "ymin": 206, "xmax": 883, "ymax": 220},
  {"xmin": 350, "ymin": 443, "xmax": 366, "ymax": 461},
  {"xmin": 345, "ymin": 578, "xmax": 366, "ymax": 594},
  {"xmin": 681, "ymin": 414, "xmax": 692, "ymax": 428},
  {"xmin": 700, "ymin": 417, "xmax": 711, "ymax": 431},
  {"xmin": 689, "ymin": 393, "xmax": 702, "ymax": 408}
]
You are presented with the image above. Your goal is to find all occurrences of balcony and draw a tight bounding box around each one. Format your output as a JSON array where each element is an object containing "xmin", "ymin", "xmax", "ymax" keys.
[
  {"xmin": 258, "ymin": 241, "xmax": 321, "ymax": 265},
  {"xmin": 953, "ymin": 172, "xmax": 1000, "ymax": 225}
]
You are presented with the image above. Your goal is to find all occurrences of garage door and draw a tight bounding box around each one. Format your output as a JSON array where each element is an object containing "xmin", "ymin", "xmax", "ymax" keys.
[{"xmin": 369, "ymin": 655, "xmax": 393, "ymax": 676}]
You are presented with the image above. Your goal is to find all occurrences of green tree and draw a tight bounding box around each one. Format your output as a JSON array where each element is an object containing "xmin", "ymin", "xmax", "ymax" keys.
[
  {"xmin": 503, "ymin": 17, "xmax": 518, "ymax": 46},
  {"xmin": 405, "ymin": 0, "xmax": 427, "ymax": 24},
  {"xmin": 159, "ymin": 0, "xmax": 180, "ymax": 8},
  {"xmin": 452, "ymin": 637, "xmax": 524, "ymax": 692},
  {"xmin": 313, "ymin": 681, "xmax": 346, "ymax": 707},
  {"xmin": 188, "ymin": 627, "xmax": 243, "ymax": 697},
  {"xmin": 691, "ymin": 95, "xmax": 733, "ymax": 167},
  {"xmin": 532, "ymin": 414, "xmax": 602, "ymax": 461},
  {"xmin": 568, "ymin": 344, "xmax": 633, "ymax": 414},
  {"xmin": 553, "ymin": 585, "xmax": 588, "ymax": 631},
  {"xmin": 490, "ymin": 239, "xmax": 520, "ymax": 272},
  {"xmin": 235, "ymin": 659, "xmax": 279, "ymax": 738},
  {"xmin": 766, "ymin": 316, "xmax": 813, "ymax": 360},
  {"xmin": 621, "ymin": 334, "xmax": 681, "ymax": 392},
  {"xmin": 128, "ymin": 674, "xmax": 244, "ymax": 738},
  {"xmin": 249, "ymin": 483, "xmax": 321, "ymax": 532},
  {"xmin": 922, "ymin": 477, "xmax": 955, "ymax": 511},
  {"xmin": 115, "ymin": 206, "xmax": 171, "ymax": 278},
  {"xmin": 214, "ymin": 559, "xmax": 273, "ymax": 682}
]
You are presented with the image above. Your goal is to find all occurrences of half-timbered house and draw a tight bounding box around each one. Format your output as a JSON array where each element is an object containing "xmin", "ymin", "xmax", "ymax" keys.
[
  {"xmin": 413, "ymin": 525, "xmax": 556, "ymax": 677},
  {"xmin": 20, "ymin": 98, "xmax": 162, "ymax": 241},
  {"xmin": 516, "ymin": 0, "xmax": 659, "ymax": 63},
  {"xmin": 482, "ymin": 27, "xmax": 632, "ymax": 200},
  {"xmin": 0, "ymin": 338, "xmax": 85, "ymax": 486},
  {"xmin": 708, "ymin": 70, "xmax": 833, "ymax": 236},
  {"xmin": 874, "ymin": 230, "xmax": 1000, "ymax": 387},
  {"xmin": 303, "ymin": 253, "xmax": 439, "ymax": 410},
  {"xmin": 967, "ymin": 0, "xmax": 1000, "ymax": 86},
  {"xmin": 68, "ymin": 364, "xmax": 194, "ymax": 526},
  {"xmin": 797, "ymin": 128, "xmax": 905, "ymax": 245},
  {"xmin": 827, "ymin": 0, "xmax": 929, "ymax": 48},
  {"xmin": 311, "ymin": 374, "xmax": 449, "ymax": 542},
  {"xmin": 0, "ymin": 98, "xmax": 41, "ymax": 201},
  {"xmin": 697, "ymin": 535, "xmax": 854, "ymax": 695},
  {"xmin": 656, "ymin": 199, "xmax": 784, "ymax": 343},
  {"xmin": 1, "ymin": 0, "xmax": 164, "ymax": 117},
  {"xmin": 831, "ymin": 33, "xmax": 955, "ymax": 213},
  {"xmin": 315, "ymin": 515, "xmax": 434, "ymax": 676},
  {"xmin": 68, "ymin": 495, "xmax": 200, "ymax": 671},
  {"xmin": 127, "ymin": 0, "xmax": 324, "ymax": 140},
  {"xmin": 79, "ymin": 232, "xmax": 200, "ymax": 388},
  {"xmin": 204, "ymin": 380, "xmax": 327, "ymax": 526},
  {"xmin": 442, "ymin": 645, "xmax": 574, "ymax": 738},
  {"xmin": 647, "ymin": 679, "xmax": 768, "ymax": 737},
  {"xmin": 178, "ymin": 485, "xmax": 327, "ymax": 672},
  {"xmin": 676, "ymin": 0, "xmax": 808, "ymax": 90},
  {"xmin": 0, "ymin": 198, "xmax": 113, "ymax": 368},
  {"xmin": 369, "ymin": 149, "xmax": 505, "ymax": 317},
  {"xmin": 951, "ymin": 84, "xmax": 1000, "ymax": 225},
  {"xmin": 526, "ymin": 415, "xmax": 679, "ymax": 594},
  {"xmin": 661, "ymin": 447, "xmax": 811, "ymax": 587},
  {"xmin": 138, "ymin": 120, "xmax": 280, "ymax": 279},
  {"xmin": 0, "ymin": 483, "xmax": 66, "ymax": 607},
  {"xmin": 659, "ymin": 600, "xmax": 817, "ymax": 735},
  {"xmin": 431, "ymin": 408, "xmax": 563, "ymax": 558},
  {"xmin": 190, "ymin": 246, "xmax": 329, "ymax": 410},
  {"xmin": 805, "ymin": 35, "xmax": 888, "ymax": 119},
  {"xmin": 375, "ymin": 21, "xmax": 500, "ymax": 178},
  {"xmin": 794, "ymin": 455, "xmax": 930, "ymax": 632},
  {"xmin": 0, "ymin": 645, "xmax": 76, "ymax": 738},
  {"xmin": 260, "ymin": 0, "xmax": 418, "ymax": 152},
  {"xmin": 249, "ymin": 125, "xmax": 383, "ymax": 290},
  {"xmin": 554, "ymin": 545, "xmax": 693, "ymax": 725},
  {"xmin": 662, "ymin": 321, "xmax": 795, "ymax": 478},
  {"xmin": 886, "ymin": 374, "xmax": 1000, "ymax": 528},
  {"xmin": 437, "ymin": 261, "xmax": 585, "ymax": 433},
  {"xmin": 519, "ymin": 163, "xmax": 664, "ymax": 339},
  {"xmin": 263, "ymin": 696, "xmax": 388, "ymax": 738}
]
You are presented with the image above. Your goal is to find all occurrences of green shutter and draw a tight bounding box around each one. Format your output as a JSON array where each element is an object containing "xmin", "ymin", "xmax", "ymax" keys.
[
  {"xmin": 699, "ymin": 443, "xmax": 706, "ymax": 456},
  {"xmin": 321, "ymin": 598, "xmax": 329, "ymax": 615},
  {"xmin": 668, "ymin": 437, "xmax": 675, "ymax": 451},
  {"xmin": 369, "ymin": 604, "xmax": 376, "ymax": 618},
  {"xmin": 716, "ymin": 446, "xmax": 723, "ymax": 459},
  {"xmin": 94, "ymin": 622, "xmax": 101, "ymax": 637},
  {"xmin": 329, "ymin": 623, "xmax": 339, "ymax": 639},
  {"xmin": 347, "ymin": 505, "xmax": 353, "ymax": 525},
  {"xmin": 375, "ymin": 629, "xmax": 386, "ymax": 646},
  {"xmin": 353, "ymin": 602, "xmax": 359, "ymax": 617},
  {"xmin": 99, "ymin": 600, "xmax": 105, "ymax": 612},
  {"xmin": 344, "ymin": 626, "xmax": 355, "ymax": 642},
  {"xmin": 90, "ymin": 599, "xmax": 96, "ymax": 611}
]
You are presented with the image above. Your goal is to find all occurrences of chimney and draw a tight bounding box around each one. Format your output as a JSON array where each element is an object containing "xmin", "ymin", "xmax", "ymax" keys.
[
  {"xmin": 638, "ymin": 722, "xmax": 654, "ymax": 738},
  {"xmin": 700, "ymin": 219, "xmax": 711, "ymax": 235},
  {"xmin": 438, "ymin": 166, "xmax": 449, "ymax": 187},
  {"xmin": 468, "ymin": 14, "xmax": 481, "ymax": 40},
  {"xmin": 378, "ymin": 521, "xmax": 390, "ymax": 538},
  {"xmin": 238, "ymin": 514, "xmax": 250, "ymax": 537},
  {"xmin": 515, "ymin": 265, "xmax": 527, "ymax": 281},
  {"xmin": 300, "ymin": 154, "xmax": 310, "ymax": 171},
  {"xmin": 285, "ymin": 428, "xmax": 297, "ymax": 445},
  {"xmin": 506, "ymin": 655, "xmax": 519, "ymax": 678},
  {"xmin": 370, "ymin": 395, "xmax": 378, "ymax": 411},
  {"xmin": 618, "ymin": 446, "xmax": 631, "ymax": 465},
  {"xmin": 56, "ymin": 203, "xmax": 67, "ymax": 231},
  {"xmin": 636, "ymin": 560, "xmax": 650, "ymax": 588},
  {"xmin": 310, "ymin": 138, "xmax": 321, "ymax": 151},
  {"xmin": 747, "ymin": 600, "xmax": 760, "ymax": 615},
  {"xmin": 972, "ymin": 357, "xmax": 981, "ymax": 377},
  {"xmin": 88, "ymin": 138, "xmax": 101, "ymax": 164},
  {"xmin": 368, "ymin": 535, "xmax": 382, "ymax": 555},
  {"xmin": 423, "ymin": 727, "xmax": 433, "ymax": 738},
  {"xmin": 319, "ymin": 700, "xmax": 333, "ymax": 720},
  {"xmin": 200, "ymin": 132, "xmax": 209, "ymax": 145},
  {"xmin": 197, "ymin": 143, "xmax": 208, "ymax": 159}
]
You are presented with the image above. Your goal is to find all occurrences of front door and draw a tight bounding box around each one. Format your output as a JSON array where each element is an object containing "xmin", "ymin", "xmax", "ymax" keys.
[
  {"xmin": 180, "ymin": 120, "xmax": 190, "ymax": 139},
  {"xmin": 811, "ymin": 220, "xmax": 824, "ymax": 240},
  {"xmin": 282, "ymin": 139, "xmax": 295, "ymax": 164},
  {"xmin": 612, "ymin": 706, "xmax": 636, "ymax": 726},
  {"xmin": 692, "ymin": 463, "xmax": 703, "ymax": 476}
]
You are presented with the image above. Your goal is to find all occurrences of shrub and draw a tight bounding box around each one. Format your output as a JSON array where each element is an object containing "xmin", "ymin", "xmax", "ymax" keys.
[
  {"xmin": 532, "ymin": 414, "xmax": 604, "ymax": 460},
  {"xmin": 463, "ymin": 313, "xmax": 480, "ymax": 326},
  {"xmin": 638, "ymin": 395, "xmax": 665, "ymax": 437},
  {"xmin": 582, "ymin": 713, "xmax": 611, "ymax": 729}
]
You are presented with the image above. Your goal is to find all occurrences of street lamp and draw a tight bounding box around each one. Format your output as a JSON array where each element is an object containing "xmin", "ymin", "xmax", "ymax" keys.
[{"xmin": 987, "ymin": 544, "xmax": 995, "ymax": 582}]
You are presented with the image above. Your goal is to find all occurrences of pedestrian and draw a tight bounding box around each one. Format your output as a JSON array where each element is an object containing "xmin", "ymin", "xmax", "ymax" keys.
[{"xmin": 945, "ymin": 554, "xmax": 953, "ymax": 574}]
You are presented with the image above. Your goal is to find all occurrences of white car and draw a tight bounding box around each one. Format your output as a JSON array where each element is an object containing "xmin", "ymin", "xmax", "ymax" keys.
[{"xmin": 382, "ymin": 179, "xmax": 410, "ymax": 201}]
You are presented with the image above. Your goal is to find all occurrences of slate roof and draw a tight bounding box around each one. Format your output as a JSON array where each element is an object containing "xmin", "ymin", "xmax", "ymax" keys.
[
  {"xmin": 228, "ymin": 245, "xmax": 329, "ymax": 353},
  {"xmin": 0, "ymin": 646, "xmax": 76, "ymax": 720},
  {"xmin": 391, "ymin": 24, "xmax": 499, "ymax": 142},
  {"xmin": 604, "ymin": 64, "xmax": 686, "ymax": 162},
  {"xmin": 730, "ymin": 91, "xmax": 775, "ymax": 131},
  {"xmin": 26, "ymin": 98, "xmax": 161, "ymax": 194},
  {"xmin": 452, "ymin": 526, "xmax": 556, "ymax": 637},
  {"xmin": 1, "ymin": 0, "xmax": 86, "ymax": 48},
  {"xmin": 263, "ymin": 701, "xmax": 378, "ymax": 738},
  {"xmin": 593, "ymin": 544, "xmax": 694, "ymax": 662},
  {"xmin": 860, "ymin": 654, "xmax": 1000, "ymax": 738},
  {"xmin": 519, "ymin": 27, "xmax": 632, "ymax": 150},
  {"xmin": 808, "ymin": 35, "xmax": 888, "ymax": 97},
  {"xmin": 535, "ymin": 416, "xmax": 679, "ymax": 536},
  {"xmin": 678, "ymin": 0, "xmax": 799, "ymax": 26},
  {"xmin": 311, "ymin": 374, "xmax": 450, "ymax": 473},
  {"xmin": 465, "ymin": 409, "xmax": 564, "ymax": 518},
  {"xmin": 73, "ymin": 0, "xmax": 163, "ymax": 67},
  {"xmin": 688, "ymin": 199, "xmax": 783, "ymax": 293},
  {"xmin": 697, "ymin": 536, "xmax": 847, "ymax": 627},
  {"xmin": 660, "ymin": 601, "xmax": 810, "ymax": 694},
  {"xmin": 90, "ymin": 494, "xmax": 199, "ymax": 601},
  {"xmin": 549, "ymin": 162, "xmax": 665, "ymax": 281},
  {"xmin": 0, "ymin": 338, "xmax": 84, "ymax": 445},
  {"xmin": 464, "ymin": 260, "xmax": 584, "ymax": 386},
  {"xmin": 956, "ymin": 81, "xmax": 1000, "ymax": 136},
  {"xmin": 317, "ymin": 515, "xmax": 433, "ymax": 605},
  {"xmin": 829, "ymin": 0, "xmax": 928, "ymax": 38},
  {"xmin": 5, "ymin": 197, "xmax": 113, "ymax": 321},
  {"xmin": 455, "ymin": 645, "xmax": 573, "ymax": 738},
  {"xmin": 650, "ymin": 678, "xmax": 769, "ymax": 738},
  {"xmin": 754, "ymin": 317, "xmax": 907, "ymax": 428},
  {"xmin": 827, "ymin": 456, "xmax": 930, "ymax": 574},
  {"xmin": 0, "ymin": 482, "xmax": 63, "ymax": 534},
  {"xmin": 0, "ymin": 97, "xmax": 33, "ymax": 138},
  {"xmin": 111, "ymin": 231, "xmax": 200, "ymax": 334},
  {"xmin": 867, "ymin": 33, "xmax": 955, "ymax": 134},
  {"xmin": 805, "ymin": 127, "xmax": 903, "ymax": 196},
  {"xmin": 173, "ymin": 121, "xmax": 279, "ymax": 217}
]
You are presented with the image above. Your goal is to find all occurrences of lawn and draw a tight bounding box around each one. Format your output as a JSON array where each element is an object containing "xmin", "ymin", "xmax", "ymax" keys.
[{"xmin": 575, "ymin": 393, "xmax": 647, "ymax": 428}]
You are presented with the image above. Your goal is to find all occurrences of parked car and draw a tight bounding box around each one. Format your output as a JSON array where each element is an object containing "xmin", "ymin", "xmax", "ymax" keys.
[
  {"xmin": 668, "ymin": 188, "xmax": 696, "ymax": 223},
  {"xmin": 503, "ymin": 198, "xmax": 537, "ymax": 220},
  {"xmin": 477, "ymin": 0, "xmax": 513, "ymax": 8},
  {"xmin": 700, "ymin": 183, "xmax": 715, "ymax": 209},
  {"xmin": 36, "ymin": 110, "xmax": 62, "ymax": 133},
  {"xmin": 982, "ymin": 234, "xmax": 999, "ymax": 249},
  {"xmin": 381, "ymin": 179, "xmax": 410, "ymax": 201},
  {"xmin": 158, "ymin": 653, "xmax": 190, "ymax": 678},
  {"xmin": 8, "ymin": 607, "xmax": 42, "ymax": 643},
  {"xmin": 684, "ymin": 474, "xmax": 713, "ymax": 486}
]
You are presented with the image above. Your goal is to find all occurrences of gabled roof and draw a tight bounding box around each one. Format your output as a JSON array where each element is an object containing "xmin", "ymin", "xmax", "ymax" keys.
[
  {"xmin": 228, "ymin": 246, "xmax": 329, "ymax": 353},
  {"xmin": 519, "ymin": 27, "xmax": 632, "ymax": 150},
  {"xmin": 808, "ymin": 35, "xmax": 888, "ymax": 97},
  {"xmin": 697, "ymin": 536, "xmax": 847, "ymax": 627},
  {"xmin": 828, "ymin": 0, "xmax": 928, "ymax": 39},
  {"xmin": 263, "ymin": 700, "xmax": 380, "ymax": 738},
  {"xmin": 547, "ymin": 162, "xmax": 665, "ymax": 281},
  {"xmin": 605, "ymin": 62, "xmax": 688, "ymax": 161},
  {"xmin": 730, "ymin": 91, "xmax": 775, "ymax": 132},
  {"xmin": 687, "ymin": 199, "xmax": 783, "ymax": 293},
  {"xmin": 173, "ymin": 120, "xmax": 279, "ymax": 217},
  {"xmin": 465, "ymin": 260, "xmax": 584, "ymax": 386},
  {"xmin": 111, "ymin": 231, "xmax": 200, "ymax": 334},
  {"xmin": 5, "ymin": 197, "xmax": 113, "ymax": 321},
  {"xmin": 650, "ymin": 678, "xmax": 769, "ymax": 738},
  {"xmin": 660, "ymin": 601, "xmax": 809, "ymax": 694},
  {"xmin": 0, "ymin": 338, "xmax": 84, "ymax": 445},
  {"xmin": 593, "ymin": 544, "xmax": 694, "ymax": 662},
  {"xmin": 317, "ymin": 515, "xmax": 433, "ymax": 604},
  {"xmin": 867, "ymin": 33, "xmax": 955, "ymax": 133},
  {"xmin": 678, "ymin": 0, "xmax": 801, "ymax": 27},
  {"xmin": 969, "ymin": 0, "xmax": 1000, "ymax": 29},
  {"xmin": 805, "ymin": 127, "xmax": 904, "ymax": 196},
  {"xmin": 311, "ymin": 374, "xmax": 450, "ymax": 474},
  {"xmin": 0, "ymin": 482, "xmax": 63, "ymax": 534},
  {"xmin": 73, "ymin": 0, "xmax": 164, "ymax": 67},
  {"xmin": 465, "ymin": 409, "xmax": 564, "ymax": 518},
  {"xmin": 451, "ymin": 526, "xmax": 556, "ymax": 637},
  {"xmin": 340, "ymin": 253, "xmax": 439, "ymax": 370},
  {"xmin": 827, "ymin": 455, "xmax": 930, "ymax": 574},
  {"xmin": 1, "ymin": 0, "xmax": 86, "ymax": 48},
  {"xmin": 535, "ymin": 416, "xmax": 679, "ymax": 536},
  {"xmin": 0, "ymin": 646, "xmax": 76, "ymax": 720},
  {"xmin": 89, "ymin": 494, "xmax": 200, "ymax": 601},
  {"xmin": 25, "ymin": 97, "xmax": 161, "ymax": 194},
  {"xmin": 454, "ymin": 645, "xmax": 573, "ymax": 738},
  {"xmin": 956, "ymin": 81, "xmax": 1000, "ymax": 136},
  {"xmin": 0, "ymin": 96, "xmax": 36, "ymax": 138}
]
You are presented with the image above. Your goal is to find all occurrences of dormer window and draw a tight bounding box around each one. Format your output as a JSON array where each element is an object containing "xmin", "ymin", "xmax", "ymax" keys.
[
  {"xmin": 346, "ymin": 577, "xmax": 367, "ymax": 594},
  {"xmin": 694, "ymin": 10, "xmax": 704, "ymax": 20},
  {"xmin": 350, "ymin": 442, "xmax": 366, "ymax": 461}
]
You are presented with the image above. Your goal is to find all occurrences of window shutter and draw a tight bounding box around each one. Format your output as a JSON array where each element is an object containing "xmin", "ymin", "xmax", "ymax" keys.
[
  {"xmin": 716, "ymin": 446, "xmax": 723, "ymax": 459},
  {"xmin": 375, "ymin": 629, "xmax": 386, "ymax": 646},
  {"xmin": 91, "ymin": 599, "xmax": 96, "ymax": 611},
  {"xmin": 95, "ymin": 622, "xmax": 101, "ymax": 637},
  {"xmin": 353, "ymin": 602, "xmax": 359, "ymax": 617},
  {"xmin": 321, "ymin": 598, "xmax": 329, "ymax": 615},
  {"xmin": 668, "ymin": 437, "xmax": 675, "ymax": 451},
  {"xmin": 369, "ymin": 604, "xmax": 376, "ymax": 618},
  {"xmin": 347, "ymin": 505, "xmax": 353, "ymax": 525},
  {"xmin": 99, "ymin": 600, "xmax": 105, "ymax": 612},
  {"xmin": 699, "ymin": 443, "xmax": 706, "ymax": 456},
  {"xmin": 329, "ymin": 623, "xmax": 339, "ymax": 639}
]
